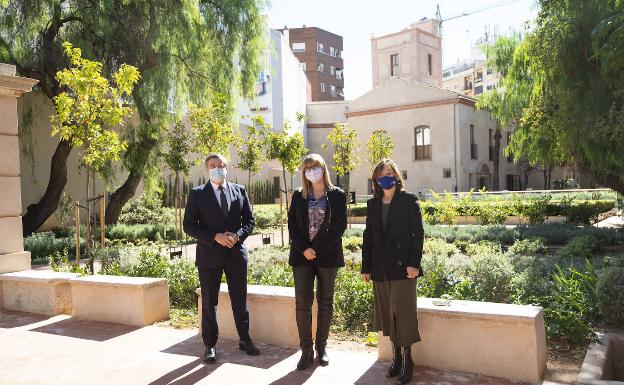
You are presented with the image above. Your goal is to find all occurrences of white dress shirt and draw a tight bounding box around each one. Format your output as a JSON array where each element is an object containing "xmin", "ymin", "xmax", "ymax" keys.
[{"xmin": 210, "ymin": 180, "xmax": 231, "ymax": 210}]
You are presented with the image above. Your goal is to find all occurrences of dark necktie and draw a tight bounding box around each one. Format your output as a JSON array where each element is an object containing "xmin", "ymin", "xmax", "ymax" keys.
[{"xmin": 218, "ymin": 186, "xmax": 229, "ymax": 218}]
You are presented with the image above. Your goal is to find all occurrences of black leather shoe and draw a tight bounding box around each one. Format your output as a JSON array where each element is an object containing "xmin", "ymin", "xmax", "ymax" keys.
[
  {"xmin": 296, "ymin": 348, "xmax": 314, "ymax": 371},
  {"xmin": 316, "ymin": 347, "xmax": 329, "ymax": 366},
  {"xmin": 203, "ymin": 346, "xmax": 216, "ymax": 364},
  {"xmin": 239, "ymin": 340, "xmax": 260, "ymax": 356}
]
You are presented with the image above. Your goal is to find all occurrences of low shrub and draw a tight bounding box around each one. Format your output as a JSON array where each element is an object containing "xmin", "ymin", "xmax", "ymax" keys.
[
  {"xmin": 106, "ymin": 224, "xmax": 174, "ymax": 242},
  {"xmin": 344, "ymin": 228, "xmax": 364, "ymax": 238},
  {"xmin": 24, "ymin": 232, "xmax": 85, "ymax": 264},
  {"xmin": 465, "ymin": 240, "xmax": 502, "ymax": 257},
  {"xmin": 538, "ymin": 262, "xmax": 597, "ymax": 344},
  {"xmin": 466, "ymin": 253, "xmax": 516, "ymax": 303},
  {"xmin": 118, "ymin": 195, "xmax": 175, "ymax": 225},
  {"xmin": 418, "ymin": 253, "xmax": 455, "ymax": 298},
  {"xmin": 423, "ymin": 238, "xmax": 459, "ymax": 258},
  {"xmin": 103, "ymin": 247, "xmax": 199, "ymax": 308},
  {"xmin": 469, "ymin": 202, "xmax": 509, "ymax": 225},
  {"xmin": 556, "ymin": 235, "xmax": 601, "ymax": 260},
  {"xmin": 342, "ymin": 236, "xmax": 363, "ymax": 252},
  {"xmin": 596, "ymin": 266, "xmax": 624, "ymax": 327},
  {"xmin": 510, "ymin": 254, "xmax": 556, "ymax": 301},
  {"xmin": 253, "ymin": 205, "xmax": 282, "ymax": 230},
  {"xmin": 332, "ymin": 268, "xmax": 373, "ymax": 335},
  {"xmin": 562, "ymin": 201, "xmax": 615, "ymax": 225},
  {"xmin": 424, "ymin": 225, "xmax": 516, "ymax": 245},
  {"xmin": 517, "ymin": 223, "xmax": 620, "ymax": 246},
  {"xmin": 514, "ymin": 195, "xmax": 551, "ymax": 224},
  {"xmin": 507, "ymin": 238, "xmax": 547, "ymax": 256}
]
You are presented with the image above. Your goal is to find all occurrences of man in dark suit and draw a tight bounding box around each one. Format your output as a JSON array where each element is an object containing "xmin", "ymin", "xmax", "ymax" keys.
[{"xmin": 183, "ymin": 153, "xmax": 259, "ymax": 364}]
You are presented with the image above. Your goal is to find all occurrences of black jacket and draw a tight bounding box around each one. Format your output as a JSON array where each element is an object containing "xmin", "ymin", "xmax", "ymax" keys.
[
  {"xmin": 288, "ymin": 187, "xmax": 347, "ymax": 267},
  {"xmin": 361, "ymin": 190, "xmax": 424, "ymax": 282},
  {"xmin": 183, "ymin": 182, "xmax": 255, "ymax": 269}
]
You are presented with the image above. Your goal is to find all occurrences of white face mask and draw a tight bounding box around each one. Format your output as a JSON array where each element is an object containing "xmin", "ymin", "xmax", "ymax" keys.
[
  {"xmin": 208, "ymin": 167, "xmax": 227, "ymax": 184},
  {"xmin": 305, "ymin": 167, "xmax": 324, "ymax": 184}
]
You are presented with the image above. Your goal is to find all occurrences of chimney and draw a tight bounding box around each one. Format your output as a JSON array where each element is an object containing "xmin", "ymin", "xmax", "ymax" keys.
[
  {"xmin": 284, "ymin": 25, "xmax": 288, "ymax": 30},
  {"xmin": 303, "ymin": 24, "xmax": 306, "ymax": 28}
]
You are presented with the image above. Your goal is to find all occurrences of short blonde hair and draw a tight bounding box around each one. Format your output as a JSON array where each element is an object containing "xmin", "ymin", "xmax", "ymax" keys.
[
  {"xmin": 300, "ymin": 153, "xmax": 334, "ymax": 199},
  {"xmin": 371, "ymin": 159, "xmax": 405, "ymax": 198}
]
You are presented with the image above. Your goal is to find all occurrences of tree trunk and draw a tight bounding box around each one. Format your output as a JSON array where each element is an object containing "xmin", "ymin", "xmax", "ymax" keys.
[
  {"xmin": 282, "ymin": 166, "xmax": 289, "ymax": 212},
  {"xmin": 523, "ymin": 165, "xmax": 533, "ymax": 190},
  {"xmin": 22, "ymin": 140, "xmax": 73, "ymax": 236},
  {"xmin": 105, "ymin": 168, "xmax": 143, "ymax": 224},
  {"xmin": 493, "ymin": 129, "xmax": 502, "ymax": 191},
  {"xmin": 543, "ymin": 167, "xmax": 548, "ymax": 190}
]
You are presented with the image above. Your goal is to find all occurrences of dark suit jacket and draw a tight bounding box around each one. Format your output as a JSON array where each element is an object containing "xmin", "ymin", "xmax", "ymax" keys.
[
  {"xmin": 183, "ymin": 182, "xmax": 255, "ymax": 269},
  {"xmin": 361, "ymin": 190, "xmax": 424, "ymax": 282},
  {"xmin": 288, "ymin": 187, "xmax": 347, "ymax": 268}
]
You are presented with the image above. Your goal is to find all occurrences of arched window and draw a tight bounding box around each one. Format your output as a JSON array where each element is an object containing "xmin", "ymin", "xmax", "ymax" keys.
[{"xmin": 414, "ymin": 125, "xmax": 432, "ymax": 160}]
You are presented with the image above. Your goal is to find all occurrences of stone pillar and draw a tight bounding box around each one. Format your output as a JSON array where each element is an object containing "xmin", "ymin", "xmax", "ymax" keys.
[{"xmin": 0, "ymin": 64, "xmax": 38, "ymax": 274}]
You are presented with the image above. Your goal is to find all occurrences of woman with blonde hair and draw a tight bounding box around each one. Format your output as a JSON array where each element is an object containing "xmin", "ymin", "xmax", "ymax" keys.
[
  {"xmin": 288, "ymin": 153, "xmax": 347, "ymax": 370},
  {"xmin": 361, "ymin": 159, "xmax": 424, "ymax": 385}
]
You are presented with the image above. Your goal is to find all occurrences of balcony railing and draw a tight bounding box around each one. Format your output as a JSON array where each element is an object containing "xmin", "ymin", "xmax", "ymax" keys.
[
  {"xmin": 471, "ymin": 143, "xmax": 478, "ymax": 159},
  {"xmin": 413, "ymin": 145, "xmax": 432, "ymax": 160}
]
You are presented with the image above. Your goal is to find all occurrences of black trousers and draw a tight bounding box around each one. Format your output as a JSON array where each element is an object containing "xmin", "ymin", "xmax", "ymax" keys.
[
  {"xmin": 198, "ymin": 255, "xmax": 250, "ymax": 347},
  {"xmin": 293, "ymin": 265, "xmax": 338, "ymax": 349}
]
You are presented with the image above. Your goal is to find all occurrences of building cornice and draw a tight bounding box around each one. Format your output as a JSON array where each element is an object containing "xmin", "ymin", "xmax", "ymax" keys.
[
  {"xmin": 307, "ymin": 123, "xmax": 336, "ymax": 129},
  {"xmin": 0, "ymin": 74, "xmax": 39, "ymax": 96},
  {"xmin": 346, "ymin": 97, "xmax": 475, "ymax": 118},
  {"xmin": 371, "ymin": 26, "xmax": 441, "ymax": 43}
]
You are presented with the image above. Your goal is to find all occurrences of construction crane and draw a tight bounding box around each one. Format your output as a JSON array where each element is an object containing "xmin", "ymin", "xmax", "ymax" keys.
[{"xmin": 435, "ymin": 0, "xmax": 521, "ymax": 36}]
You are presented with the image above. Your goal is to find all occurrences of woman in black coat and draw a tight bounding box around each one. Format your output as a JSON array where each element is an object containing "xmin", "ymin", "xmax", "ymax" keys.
[
  {"xmin": 288, "ymin": 153, "xmax": 347, "ymax": 370},
  {"xmin": 361, "ymin": 159, "xmax": 424, "ymax": 385}
]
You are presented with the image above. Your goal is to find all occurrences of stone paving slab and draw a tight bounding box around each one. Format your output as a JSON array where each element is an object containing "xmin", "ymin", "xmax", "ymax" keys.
[{"xmin": 0, "ymin": 310, "xmax": 529, "ymax": 385}]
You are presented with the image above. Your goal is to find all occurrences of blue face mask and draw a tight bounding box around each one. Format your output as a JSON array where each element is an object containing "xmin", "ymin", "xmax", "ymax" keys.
[
  {"xmin": 208, "ymin": 167, "xmax": 227, "ymax": 183},
  {"xmin": 376, "ymin": 175, "xmax": 397, "ymax": 190}
]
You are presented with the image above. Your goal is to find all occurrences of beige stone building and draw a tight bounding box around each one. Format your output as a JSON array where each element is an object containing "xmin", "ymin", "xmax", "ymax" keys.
[
  {"xmin": 371, "ymin": 18, "xmax": 442, "ymax": 88},
  {"xmin": 307, "ymin": 77, "xmax": 540, "ymax": 197}
]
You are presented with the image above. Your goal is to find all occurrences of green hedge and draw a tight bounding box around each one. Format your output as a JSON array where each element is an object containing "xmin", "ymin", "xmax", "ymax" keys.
[
  {"xmin": 329, "ymin": 198, "xmax": 613, "ymax": 225},
  {"xmin": 24, "ymin": 232, "xmax": 85, "ymax": 264}
]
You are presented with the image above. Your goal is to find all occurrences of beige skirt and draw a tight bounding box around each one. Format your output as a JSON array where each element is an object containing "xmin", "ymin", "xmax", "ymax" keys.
[{"xmin": 373, "ymin": 278, "xmax": 421, "ymax": 346}]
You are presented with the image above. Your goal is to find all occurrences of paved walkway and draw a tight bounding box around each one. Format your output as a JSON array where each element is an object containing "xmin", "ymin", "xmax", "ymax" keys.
[{"xmin": 0, "ymin": 310, "xmax": 529, "ymax": 385}]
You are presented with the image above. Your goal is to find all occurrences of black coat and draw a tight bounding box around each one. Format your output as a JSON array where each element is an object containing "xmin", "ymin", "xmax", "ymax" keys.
[
  {"xmin": 183, "ymin": 182, "xmax": 255, "ymax": 269},
  {"xmin": 361, "ymin": 190, "xmax": 424, "ymax": 282},
  {"xmin": 288, "ymin": 187, "xmax": 347, "ymax": 268}
]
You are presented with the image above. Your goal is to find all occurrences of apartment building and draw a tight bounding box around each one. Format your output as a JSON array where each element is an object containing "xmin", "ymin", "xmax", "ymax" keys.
[
  {"xmin": 442, "ymin": 38, "xmax": 501, "ymax": 98},
  {"xmin": 282, "ymin": 26, "xmax": 344, "ymax": 101},
  {"xmin": 371, "ymin": 18, "xmax": 443, "ymax": 88}
]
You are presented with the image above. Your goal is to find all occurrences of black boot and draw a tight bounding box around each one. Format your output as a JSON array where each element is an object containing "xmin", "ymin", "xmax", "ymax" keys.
[
  {"xmin": 396, "ymin": 346, "xmax": 413, "ymax": 385},
  {"xmin": 386, "ymin": 343, "xmax": 402, "ymax": 378},
  {"xmin": 316, "ymin": 343, "xmax": 329, "ymax": 366},
  {"xmin": 296, "ymin": 347, "xmax": 314, "ymax": 371}
]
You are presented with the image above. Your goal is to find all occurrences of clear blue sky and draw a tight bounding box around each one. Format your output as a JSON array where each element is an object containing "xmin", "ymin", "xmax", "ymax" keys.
[{"xmin": 267, "ymin": 0, "xmax": 538, "ymax": 99}]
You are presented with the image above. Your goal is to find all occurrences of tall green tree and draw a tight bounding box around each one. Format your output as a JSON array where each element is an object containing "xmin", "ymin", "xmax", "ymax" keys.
[
  {"xmin": 238, "ymin": 115, "xmax": 269, "ymax": 190},
  {"xmin": 508, "ymin": 0, "xmax": 624, "ymax": 193},
  {"xmin": 266, "ymin": 122, "xmax": 308, "ymax": 211},
  {"xmin": 163, "ymin": 120, "xmax": 191, "ymax": 204},
  {"xmin": 324, "ymin": 122, "xmax": 360, "ymax": 207},
  {"xmin": 0, "ymin": 0, "xmax": 266, "ymax": 233},
  {"xmin": 366, "ymin": 129, "xmax": 395, "ymax": 171},
  {"xmin": 477, "ymin": 34, "xmax": 526, "ymax": 190},
  {"xmin": 50, "ymin": 42, "xmax": 138, "ymax": 218}
]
